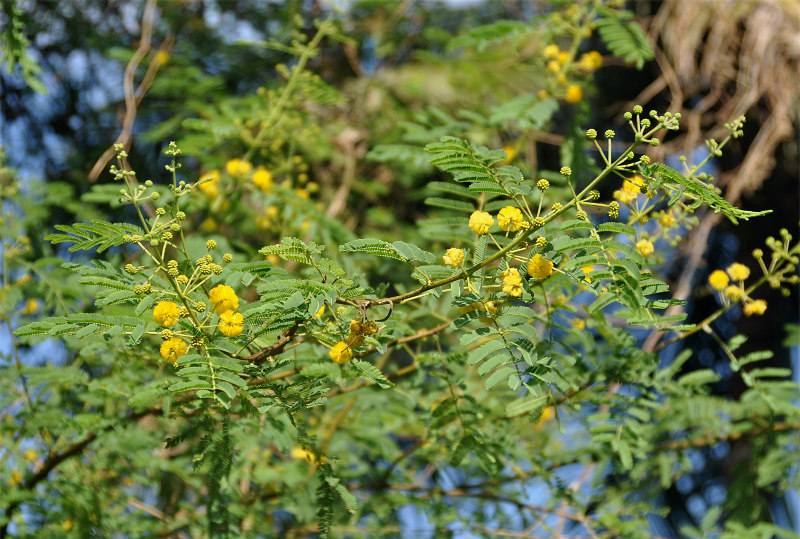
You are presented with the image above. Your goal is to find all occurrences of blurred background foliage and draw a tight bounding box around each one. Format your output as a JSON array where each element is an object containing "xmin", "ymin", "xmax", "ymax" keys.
[{"xmin": 1, "ymin": 0, "xmax": 799, "ymax": 537}]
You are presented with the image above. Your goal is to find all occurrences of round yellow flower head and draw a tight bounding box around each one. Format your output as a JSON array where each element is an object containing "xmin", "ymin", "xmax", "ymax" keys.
[
  {"xmin": 329, "ymin": 341, "xmax": 352, "ymax": 364},
  {"xmin": 743, "ymin": 299, "xmax": 767, "ymax": 316},
  {"xmin": 635, "ymin": 239, "xmax": 654, "ymax": 258},
  {"xmin": 543, "ymin": 44, "xmax": 560, "ymax": 59},
  {"xmin": 469, "ymin": 211, "xmax": 494, "ymax": 235},
  {"xmin": 527, "ymin": 254, "xmax": 554, "ymax": 279},
  {"xmin": 218, "ymin": 310, "xmax": 244, "ymax": 337},
  {"xmin": 724, "ymin": 285, "xmax": 744, "ymax": 302},
  {"xmin": 501, "ymin": 267, "xmax": 524, "ymax": 297},
  {"xmin": 572, "ymin": 318, "xmax": 586, "ymax": 330},
  {"xmin": 225, "ymin": 158, "xmax": 252, "ymax": 176},
  {"xmin": 565, "ymin": 85, "xmax": 583, "ymax": 104},
  {"xmin": 21, "ymin": 298, "xmax": 38, "ymax": 316},
  {"xmin": 497, "ymin": 206, "xmax": 524, "ymax": 232},
  {"xmin": 658, "ymin": 210, "xmax": 676, "ymax": 228},
  {"xmin": 160, "ymin": 338, "xmax": 187, "ymax": 364},
  {"xmin": 197, "ymin": 170, "xmax": 220, "ymax": 197},
  {"xmin": 708, "ymin": 270, "xmax": 729, "ymax": 291},
  {"xmin": 252, "ymin": 167, "xmax": 273, "ymax": 190},
  {"xmin": 726, "ymin": 263, "xmax": 750, "ymax": 282},
  {"xmin": 153, "ymin": 301, "xmax": 181, "ymax": 327},
  {"xmin": 578, "ymin": 51, "xmax": 603, "ymax": 72},
  {"xmin": 443, "ymin": 248, "xmax": 465, "ymax": 269},
  {"xmin": 209, "ymin": 284, "xmax": 239, "ymax": 314}
]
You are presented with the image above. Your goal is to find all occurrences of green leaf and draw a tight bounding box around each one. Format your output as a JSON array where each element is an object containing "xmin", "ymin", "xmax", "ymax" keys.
[
  {"xmin": 45, "ymin": 221, "xmax": 143, "ymax": 253},
  {"xmin": 595, "ymin": 8, "xmax": 654, "ymax": 70},
  {"xmin": 646, "ymin": 163, "xmax": 771, "ymax": 223}
]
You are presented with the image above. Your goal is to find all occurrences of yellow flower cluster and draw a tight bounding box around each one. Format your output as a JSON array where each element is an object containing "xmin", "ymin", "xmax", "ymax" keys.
[
  {"xmin": 347, "ymin": 318, "xmax": 378, "ymax": 348},
  {"xmin": 578, "ymin": 51, "xmax": 603, "ymax": 72},
  {"xmin": 225, "ymin": 158, "xmax": 252, "ymax": 176},
  {"xmin": 218, "ymin": 310, "xmax": 244, "ymax": 337},
  {"xmin": 443, "ymin": 248, "xmax": 465, "ymax": 269},
  {"xmin": 614, "ymin": 176, "xmax": 644, "ymax": 205},
  {"xmin": 501, "ymin": 267, "xmax": 524, "ymax": 297},
  {"xmin": 743, "ymin": 299, "xmax": 767, "ymax": 316},
  {"xmin": 252, "ymin": 167, "xmax": 273, "ymax": 190},
  {"xmin": 197, "ymin": 170, "xmax": 220, "ymax": 198},
  {"xmin": 527, "ymin": 254, "xmax": 554, "ymax": 280},
  {"xmin": 153, "ymin": 301, "xmax": 181, "ymax": 327},
  {"xmin": 329, "ymin": 341, "xmax": 353, "ymax": 364},
  {"xmin": 708, "ymin": 270, "xmax": 729, "ymax": 291},
  {"xmin": 635, "ymin": 239, "xmax": 654, "ymax": 258},
  {"xmin": 708, "ymin": 262, "xmax": 766, "ymax": 315},
  {"xmin": 160, "ymin": 338, "xmax": 187, "ymax": 364},
  {"xmin": 565, "ymin": 85, "xmax": 583, "ymax": 104},
  {"xmin": 727, "ymin": 263, "xmax": 750, "ymax": 281},
  {"xmin": 209, "ymin": 284, "xmax": 238, "ymax": 314},
  {"xmin": 21, "ymin": 298, "xmax": 38, "ymax": 316},
  {"xmin": 497, "ymin": 206, "xmax": 525, "ymax": 232},
  {"xmin": 657, "ymin": 209, "xmax": 676, "ymax": 228},
  {"xmin": 469, "ymin": 211, "xmax": 494, "ymax": 235}
]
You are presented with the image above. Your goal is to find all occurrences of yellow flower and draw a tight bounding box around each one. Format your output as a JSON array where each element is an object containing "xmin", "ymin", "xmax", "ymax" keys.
[
  {"xmin": 537, "ymin": 89, "xmax": 549, "ymax": 99},
  {"xmin": 557, "ymin": 51, "xmax": 570, "ymax": 63},
  {"xmin": 578, "ymin": 51, "xmax": 603, "ymax": 72},
  {"xmin": 565, "ymin": 85, "xmax": 583, "ymax": 104},
  {"xmin": 724, "ymin": 285, "xmax": 744, "ymax": 302},
  {"xmin": 153, "ymin": 301, "xmax": 181, "ymax": 327},
  {"xmin": 635, "ymin": 239, "xmax": 654, "ymax": 257},
  {"xmin": 313, "ymin": 305, "xmax": 326, "ymax": 319},
  {"xmin": 218, "ymin": 310, "xmax": 244, "ymax": 337},
  {"xmin": 572, "ymin": 318, "xmax": 586, "ymax": 330},
  {"xmin": 581, "ymin": 265, "xmax": 595, "ymax": 283},
  {"xmin": 547, "ymin": 60, "xmax": 561, "ymax": 73},
  {"xmin": 252, "ymin": 167, "xmax": 273, "ymax": 190},
  {"xmin": 21, "ymin": 298, "xmax": 38, "ymax": 316},
  {"xmin": 290, "ymin": 447, "xmax": 326, "ymax": 465},
  {"xmin": 657, "ymin": 209, "xmax": 676, "ymax": 228},
  {"xmin": 501, "ymin": 267, "xmax": 524, "ymax": 297},
  {"xmin": 61, "ymin": 519, "xmax": 74, "ymax": 531},
  {"xmin": 502, "ymin": 145, "xmax": 516, "ymax": 162},
  {"xmin": 708, "ymin": 270, "xmax": 729, "ymax": 291},
  {"xmin": 329, "ymin": 341, "xmax": 352, "ymax": 364},
  {"xmin": 497, "ymin": 206, "xmax": 524, "ymax": 232},
  {"xmin": 726, "ymin": 263, "xmax": 750, "ymax": 282},
  {"xmin": 154, "ymin": 50, "xmax": 170, "ymax": 66},
  {"xmin": 160, "ymin": 338, "xmax": 187, "ymax": 364},
  {"xmin": 743, "ymin": 299, "xmax": 767, "ymax": 316},
  {"xmin": 266, "ymin": 206, "xmax": 280, "ymax": 218},
  {"xmin": 543, "ymin": 44, "xmax": 560, "ymax": 59},
  {"xmin": 614, "ymin": 176, "xmax": 644, "ymax": 205},
  {"xmin": 225, "ymin": 158, "xmax": 252, "ymax": 176},
  {"xmin": 443, "ymin": 248, "xmax": 465, "ymax": 269},
  {"xmin": 9, "ymin": 469, "xmax": 22, "ymax": 487},
  {"xmin": 536, "ymin": 406, "xmax": 555, "ymax": 427},
  {"xmin": 197, "ymin": 170, "xmax": 220, "ymax": 198},
  {"xmin": 208, "ymin": 284, "xmax": 238, "ymax": 314},
  {"xmin": 468, "ymin": 211, "xmax": 494, "ymax": 235},
  {"xmin": 556, "ymin": 73, "xmax": 567, "ymax": 84},
  {"xmin": 200, "ymin": 217, "xmax": 217, "ymax": 233},
  {"xmin": 527, "ymin": 254, "xmax": 554, "ymax": 279},
  {"xmin": 23, "ymin": 450, "xmax": 37, "ymax": 463}
]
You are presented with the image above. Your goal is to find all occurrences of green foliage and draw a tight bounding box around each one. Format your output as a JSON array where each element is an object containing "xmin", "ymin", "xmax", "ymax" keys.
[
  {"xmin": 595, "ymin": 6, "xmax": 655, "ymax": 70},
  {"xmin": 2, "ymin": 2, "xmax": 799, "ymax": 538}
]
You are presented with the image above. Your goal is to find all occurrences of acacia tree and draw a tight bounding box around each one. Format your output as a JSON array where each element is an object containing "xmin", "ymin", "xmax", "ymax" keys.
[{"xmin": 2, "ymin": 1, "xmax": 799, "ymax": 537}]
